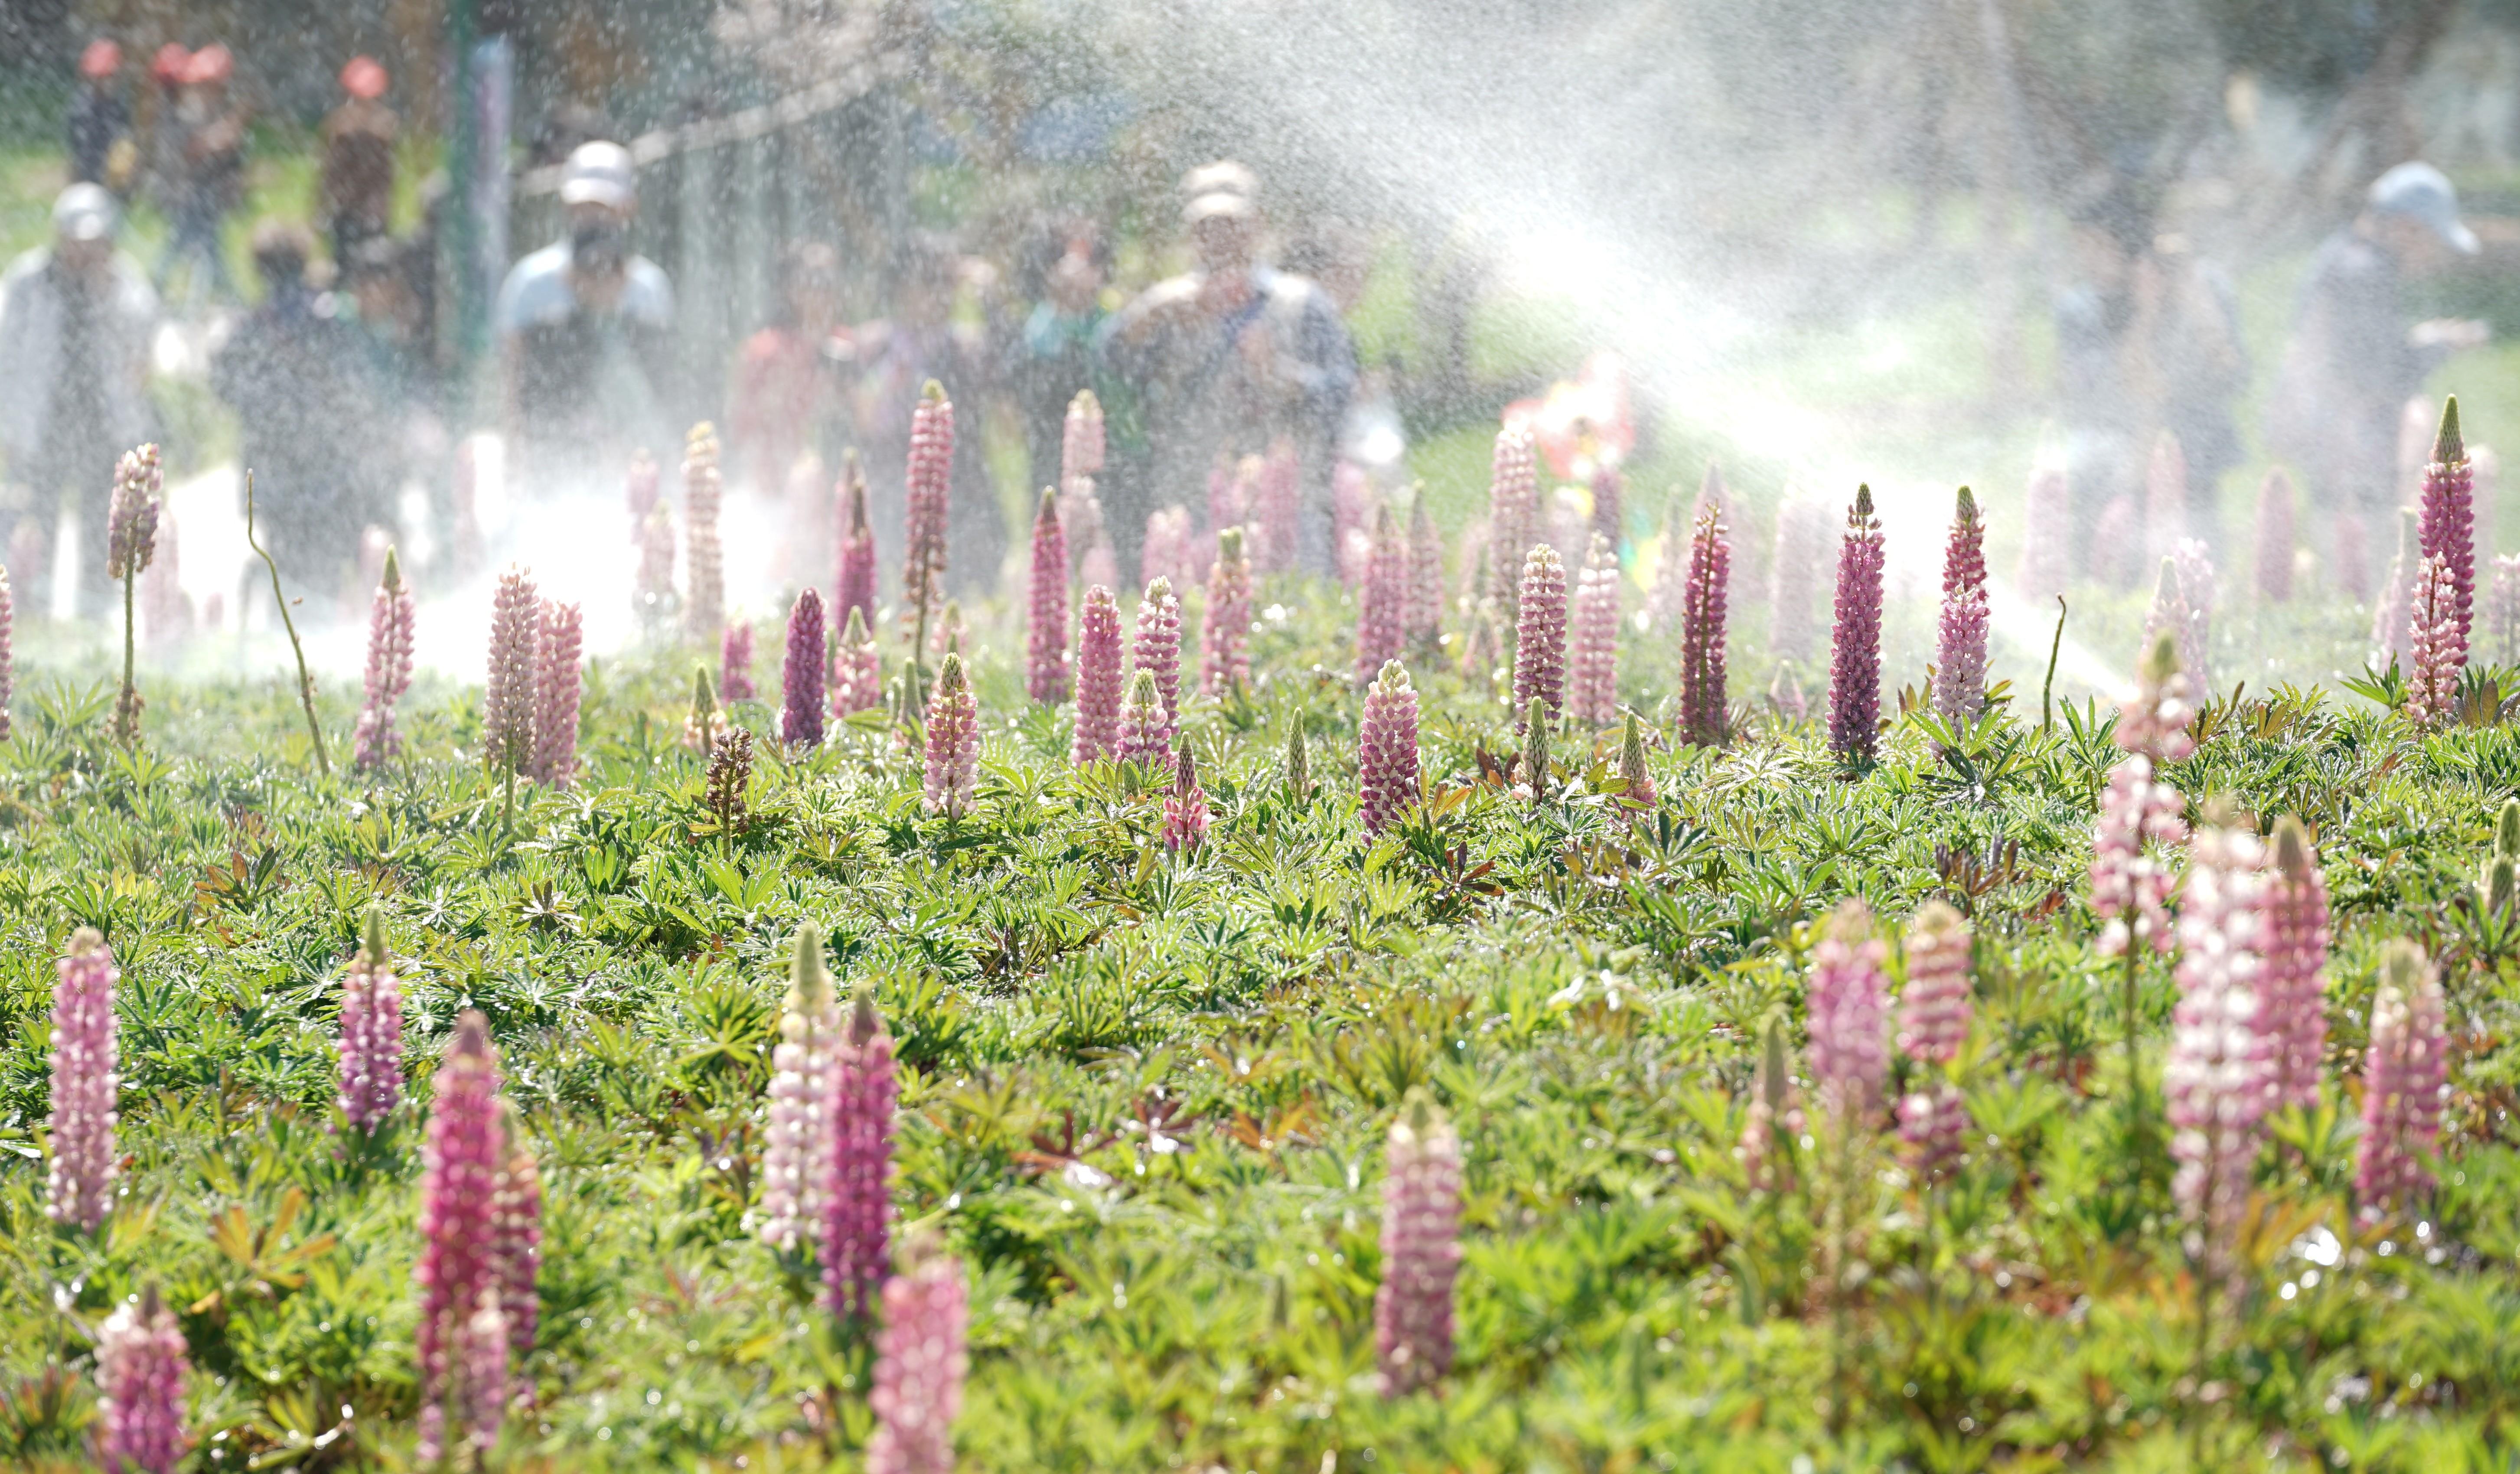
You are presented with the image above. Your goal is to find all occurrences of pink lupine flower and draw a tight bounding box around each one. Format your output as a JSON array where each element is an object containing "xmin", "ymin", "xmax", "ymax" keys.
[
  {"xmin": 2144, "ymin": 554, "xmax": 2213, "ymax": 701},
  {"xmin": 721, "ymin": 621, "xmax": 756, "ymax": 703},
  {"xmin": 867, "ymin": 1233, "xmax": 968, "ymax": 1474},
  {"xmin": 1252, "ymin": 440, "xmax": 1301, "ymax": 574},
  {"xmin": 1374, "ymin": 1092, "xmax": 1463, "ymax": 1397},
  {"xmin": 1807, "ymin": 899, "xmax": 1890, "ymax": 1124},
  {"xmin": 1513, "ymin": 544, "xmax": 1567, "ymax": 728},
  {"xmin": 1359, "ymin": 659, "xmax": 1421, "ymax": 836},
  {"xmin": 492, "ymin": 1101, "xmax": 541, "ymax": 1366},
  {"xmin": 824, "ymin": 988, "xmax": 899, "ymax": 1323},
  {"xmin": 2173, "ymin": 539, "xmax": 2216, "ymax": 692},
  {"xmin": 831, "ymin": 607, "xmax": 882, "ymax": 718},
  {"xmin": 2254, "ymin": 468, "xmax": 2296, "ymax": 605},
  {"xmin": 95, "ymin": 1285, "xmax": 188, "ymax": 1474},
  {"xmin": 2408, "ymin": 553, "xmax": 2466, "ymax": 727},
  {"xmin": 634, "ymin": 501, "xmax": 676, "ymax": 632},
  {"xmin": 1679, "ymin": 500, "xmax": 1729, "ymax": 748},
  {"xmin": 0, "ymin": 561, "xmax": 13, "ymax": 741},
  {"xmin": 835, "ymin": 452, "xmax": 878, "ymax": 635},
  {"xmin": 922, "ymin": 652, "xmax": 978, "ymax": 818},
  {"xmin": 337, "ymin": 910, "xmax": 403, "ymax": 1133},
  {"xmin": 683, "ymin": 422, "xmax": 725, "ymax": 643},
  {"xmin": 1405, "ymin": 499, "xmax": 1444, "ymax": 652},
  {"xmin": 1027, "ymin": 489, "xmax": 1070, "ymax": 704},
  {"xmin": 1334, "ymin": 459, "xmax": 1371, "ymax": 578},
  {"xmin": 416, "ymin": 1011, "xmax": 507, "ymax": 1466},
  {"xmin": 531, "ymin": 600, "xmax": 583, "ymax": 787},
  {"xmin": 1200, "ymin": 527, "xmax": 1253, "ymax": 697},
  {"xmin": 2491, "ymin": 553, "xmax": 2520, "ymax": 666},
  {"xmin": 1568, "ymin": 534, "xmax": 1621, "ymax": 727},
  {"xmin": 1140, "ymin": 506, "xmax": 1196, "ymax": 593},
  {"xmin": 1590, "ymin": 462, "xmax": 1623, "ymax": 548},
  {"xmin": 2018, "ymin": 460, "xmax": 2071, "ymax": 599},
  {"xmin": 1826, "ymin": 486, "xmax": 1886, "ymax": 766},
  {"xmin": 904, "ymin": 382, "xmax": 953, "ymax": 622},
  {"xmin": 1062, "ymin": 389, "xmax": 1105, "ymax": 489},
  {"xmin": 46, "ymin": 927, "xmax": 119, "ymax": 1231},
  {"xmin": 2167, "ymin": 818, "xmax": 2269, "ymax": 1295},
  {"xmin": 2092, "ymin": 632, "xmax": 2195, "ymax": 957},
  {"xmin": 483, "ymin": 567, "xmax": 540, "ymax": 778},
  {"xmin": 2420, "ymin": 396, "xmax": 2476, "ymax": 644},
  {"xmin": 1356, "ymin": 506, "xmax": 1407, "ymax": 685},
  {"xmin": 625, "ymin": 449, "xmax": 659, "ymax": 529},
  {"xmin": 107, "ymin": 443, "xmax": 160, "ymax": 581},
  {"xmin": 1617, "ymin": 710, "xmax": 1657, "ymax": 816},
  {"xmin": 1164, "ymin": 739, "xmax": 1209, "ymax": 853},
  {"xmin": 1488, "ymin": 424, "xmax": 1539, "ymax": 610},
  {"xmin": 2376, "ymin": 509, "xmax": 2419, "ymax": 665},
  {"xmin": 1208, "ymin": 453, "xmax": 1244, "ymax": 538},
  {"xmin": 1772, "ymin": 486, "xmax": 1831, "ymax": 664},
  {"xmin": 1933, "ymin": 487, "xmax": 1989, "ymax": 727},
  {"xmin": 352, "ymin": 549, "xmax": 415, "ymax": 771},
  {"xmin": 1071, "ymin": 585, "xmax": 1124, "ymax": 764},
  {"xmin": 452, "ymin": 1287, "xmax": 508, "ymax": 1452},
  {"xmin": 1897, "ymin": 901, "xmax": 1973, "ymax": 1180},
  {"xmin": 760, "ymin": 926, "xmax": 840, "ymax": 1252},
  {"xmin": 2357, "ymin": 940, "xmax": 2448, "ymax": 1218},
  {"xmin": 1116, "ymin": 669, "xmax": 1174, "ymax": 776},
  {"xmin": 2259, "ymin": 817, "xmax": 2331, "ymax": 1115},
  {"xmin": 1131, "ymin": 576, "xmax": 1183, "ymax": 739},
  {"xmin": 2144, "ymin": 430, "xmax": 2188, "ymax": 564},
  {"xmin": 779, "ymin": 588, "xmax": 828, "ymax": 750}
]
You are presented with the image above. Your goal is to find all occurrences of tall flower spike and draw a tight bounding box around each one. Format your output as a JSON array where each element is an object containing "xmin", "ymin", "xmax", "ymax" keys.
[
  {"xmin": 1131, "ymin": 576, "xmax": 1183, "ymax": 739},
  {"xmin": 2253, "ymin": 467, "xmax": 2296, "ymax": 605},
  {"xmin": 1932, "ymin": 487, "xmax": 1989, "ymax": 727},
  {"xmin": 866, "ymin": 1231, "xmax": 968, "ymax": 1474},
  {"xmin": 824, "ymin": 987, "xmax": 900, "ymax": 1323},
  {"xmin": 683, "ymin": 421, "xmax": 725, "ymax": 643},
  {"xmin": 1356, "ymin": 505, "xmax": 1407, "ymax": 685},
  {"xmin": 779, "ymin": 587, "xmax": 828, "ymax": 750},
  {"xmin": 337, "ymin": 908, "xmax": 404, "ymax": 1133},
  {"xmin": 1618, "ymin": 710, "xmax": 1657, "ymax": 815},
  {"xmin": 1513, "ymin": 544, "xmax": 1567, "ymax": 729},
  {"xmin": 1405, "ymin": 496, "xmax": 1445, "ymax": 653},
  {"xmin": 2167, "ymin": 816, "xmax": 2270, "ymax": 1295},
  {"xmin": 1488, "ymin": 424, "xmax": 1539, "ymax": 612},
  {"xmin": 1374, "ymin": 1091, "xmax": 1463, "ymax": 1397},
  {"xmin": 492, "ymin": 1100, "xmax": 541, "ymax": 1366},
  {"xmin": 2421, "ymin": 395, "xmax": 2477, "ymax": 644},
  {"xmin": 831, "ymin": 604, "xmax": 882, "ymax": 718},
  {"xmin": 1568, "ymin": 533, "xmax": 1621, "ymax": 727},
  {"xmin": 0, "ymin": 561, "xmax": 13, "ymax": 740},
  {"xmin": 835, "ymin": 451, "xmax": 878, "ymax": 633},
  {"xmin": 45, "ymin": 927, "xmax": 119, "ymax": 1230},
  {"xmin": 1027, "ymin": 489, "xmax": 1070, "ymax": 704},
  {"xmin": 1116, "ymin": 668, "xmax": 1174, "ymax": 776},
  {"xmin": 703, "ymin": 727, "xmax": 753, "ymax": 836},
  {"xmin": 415, "ymin": 1011, "xmax": 506, "ymax": 1467},
  {"xmin": 2259, "ymin": 817, "xmax": 2331, "ymax": 1114},
  {"xmin": 108, "ymin": 443, "xmax": 160, "ymax": 746},
  {"xmin": 1826, "ymin": 486, "xmax": 1886, "ymax": 766},
  {"xmin": 1806, "ymin": 899, "xmax": 1890, "ymax": 1125},
  {"xmin": 721, "ymin": 621, "xmax": 756, "ymax": 703},
  {"xmin": 760, "ymin": 925, "xmax": 840, "ymax": 1252},
  {"xmin": 531, "ymin": 600, "xmax": 583, "ymax": 787},
  {"xmin": 2408, "ymin": 553, "xmax": 2466, "ymax": 727},
  {"xmin": 1679, "ymin": 499, "xmax": 1730, "ymax": 747},
  {"xmin": 1359, "ymin": 659, "xmax": 1421, "ymax": 836},
  {"xmin": 1164, "ymin": 738, "xmax": 1209, "ymax": 853},
  {"xmin": 904, "ymin": 382, "xmax": 953, "ymax": 624},
  {"xmin": 95, "ymin": 1285, "xmax": 189, "ymax": 1474},
  {"xmin": 483, "ymin": 566, "xmax": 540, "ymax": 779},
  {"xmin": 1071, "ymin": 585, "xmax": 1124, "ymax": 764},
  {"xmin": 2357, "ymin": 940, "xmax": 2448, "ymax": 1218},
  {"xmin": 352, "ymin": 548, "xmax": 416, "ymax": 771},
  {"xmin": 1772, "ymin": 486, "xmax": 1830, "ymax": 664},
  {"xmin": 683, "ymin": 664, "xmax": 730, "ymax": 754},
  {"xmin": 922, "ymin": 652, "xmax": 978, "ymax": 818},
  {"xmin": 2092, "ymin": 631, "xmax": 2195, "ymax": 957},
  {"xmin": 1897, "ymin": 902, "xmax": 1973, "ymax": 1180},
  {"xmin": 1200, "ymin": 527, "xmax": 1253, "ymax": 697}
]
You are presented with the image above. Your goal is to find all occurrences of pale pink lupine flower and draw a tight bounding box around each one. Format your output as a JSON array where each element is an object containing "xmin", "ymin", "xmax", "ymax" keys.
[
  {"xmin": 1374, "ymin": 1092, "xmax": 1463, "ymax": 1397},
  {"xmin": 1164, "ymin": 740, "xmax": 1209, "ymax": 853},
  {"xmin": 1807, "ymin": 899, "xmax": 1890, "ymax": 1125},
  {"xmin": 2260, "ymin": 817, "xmax": 2331, "ymax": 1115},
  {"xmin": 2166, "ymin": 817, "xmax": 2270, "ymax": 1295},
  {"xmin": 1359, "ymin": 659, "xmax": 1421, "ymax": 836},
  {"xmin": 1512, "ymin": 545, "xmax": 1566, "ymax": 729},
  {"xmin": 2092, "ymin": 632, "xmax": 2196, "ymax": 958},
  {"xmin": 866, "ymin": 1233, "xmax": 968, "ymax": 1474},
  {"xmin": 1568, "ymin": 533, "xmax": 1620, "ymax": 727},
  {"xmin": 1897, "ymin": 902, "xmax": 1972, "ymax": 1179},
  {"xmin": 492, "ymin": 1101, "xmax": 541, "ymax": 1367},
  {"xmin": 1199, "ymin": 527, "xmax": 1253, "ymax": 697},
  {"xmin": 2407, "ymin": 553, "xmax": 2466, "ymax": 727},
  {"xmin": 337, "ymin": 910, "xmax": 403, "ymax": 1133},
  {"xmin": 831, "ymin": 607, "xmax": 882, "ymax": 718},
  {"xmin": 1131, "ymin": 577, "xmax": 1183, "ymax": 740},
  {"xmin": 352, "ymin": 549, "xmax": 415, "ymax": 771},
  {"xmin": 2357, "ymin": 940, "xmax": 2449, "ymax": 1218},
  {"xmin": 760, "ymin": 926, "xmax": 840, "ymax": 1252},
  {"xmin": 1355, "ymin": 505, "xmax": 1406, "ymax": 685},
  {"xmin": 483, "ymin": 567, "xmax": 540, "ymax": 779},
  {"xmin": 531, "ymin": 600, "xmax": 583, "ymax": 786},
  {"xmin": 1071, "ymin": 585, "xmax": 1124, "ymax": 764},
  {"xmin": 922, "ymin": 653, "xmax": 979, "ymax": 817},
  {"xmin": 46, "ymin": 927, "xmax": 119, "ymax": 1231},
  {"xmin": 1488, "ymin": 424, "xmax": 1540, "ymax": 612},
  {"xmin": 95, "ymin": 1285, "xmax": 189, "ymax": 1474}
]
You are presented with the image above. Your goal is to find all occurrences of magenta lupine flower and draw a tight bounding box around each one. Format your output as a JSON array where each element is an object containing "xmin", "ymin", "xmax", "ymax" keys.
[
  {"xmin": 1807, "ymin": 899, "xmax": 1890, "ymax": 1124},
  {"xmin": 45, "ymin": 927, "xmax": 118, "ymax": 1231},
  {"xmin": 2421, "ymin": 396, "xmax": 2476, "ymax": 644},
  {"xmin": 2492, "ymin": 554, "xmax": 2520, "ymax": 666},
  {"xmin": 1131, "ymin": 577, "xmax": 1183, "ymax": 739},
  {"xmin": 483, "ymin": 567, "xmax": 540, "ymax": 779},
  {"xmin": 1826, "ymin": 486, "xmax": 1886, "ymax": 766},
  {"xmin": 2092, "ymin": 632, "xmax": 2196, "ymax": 957},
  {"xmin": 1027, "ymin": 489, "xmax": 1070, "ymax": 704},
  {"xmin": 824, "ymin": 989, "xmax": 900, "ymax": 1323},
  {"xmin": 337, "ymin": 910, "xmax": 403, "ymax": 1133},
  {"xmin": 1679, "ymin": 501, "xmax": 1729, "ymax": 748},
  {"xmin": 867, "ymin": 1233, "xmax": 968, "ymax": 1474},
  {"xmin": 760, "ymin": 926, "xmax": 839, "ymax": 1252},
  {"xmin": 2144, "ymin": 430, "xmax": 2188, "ymax": 564},
  {"xmin": 492, "ymin": 1101, "xmax": 541, "ymax": 1366},
  {"xmin": 1374, "ymin": 1092, "xmax": 1462, "ymax": 1397},
  {"xmin": 2254, "ymin": 468, "xmax": 2296, "ymax": 605},
  {"xmin": 2018, "ymin": 460, "xmax": 2071, "ymax": 599},
  {"xmin": 1116, "ymin": 669, "xmax": 1174, "ymax": 776},
  {"xmin": 1164, "ymin": 740, "xmax": 1209, "ymax": 854},
  {"xmin": 0, "ymin": 561, "xmax": 13, "ymax": 741},
  {"xmin": 1933, "ymin": 487, "xmax": 1989, "ymax": 727},
  {"xmin": 2259, "ymin": 817, "xmax": 2331, "ymax": 1115},
  {"xmin": 2408, "ymin": 554, "xmax": 2466, "ymax": 727},
  {"xmin": 2167, "ymin": 818, "xmax": 2270, "ymax": 1295},
  {"xmin": 2357, "ymin": 940, "xmax": 2449, "ymax": 1218},
  {"xmin": 1405, "ymin": 499, "xmax": 1444, "ymax": 652},
  {"xmin": 531, "ymin": 600, "xmax": 583, "ymax": 787},
  {"xmin": 1512, "ymin": 545, "xmax": 1567, "ymax": 729},
  {"xmin": 922, "ymin": 652, "xmax": 978, "ymax": 818},
  {"xmin": 1488, "ymin": 424, "xmax": 1539, "ymax": 610},
  {"xmin": 1567, "ymin": 535, "xmax": 1620, "ymax": 728},
  {"xmin": 2376, "ymin": 509, "xmax": 2419, "ymax": 664},
  {"xmin": 95, "ymin": 1285, "xmax": 188, "ymax": 1474},
  {"xmin": 1618, "ymin": 711, "xmax": 1657, "ymax": 816},
  {"xmin": 721, "ymin": 621, "xmax": 756, "ymax": 703},
  {"xmin": 831, "ymin": 607, "xmax": 882, "ymax": 718},
  {"xmin": 779, "ymin": 588, "xmax": 828, "ymax": 750},
  {"xmin": 1253, "ymin": 441, "xmax": 1301, "ymax": 575},
  {"xmin": 1897, "ymin": 902, "xmax": 1973, "ymax": 1180},
  {"xmin": 835, "ymin": 453, "xmax": 878, "ymax": 634},
  {"xmin": 416, "ymin": 1011, "xmax": 507, "ymax": 1466},
  {"xmin": 904, "ymin": 382, "xmax": 953, "ymax": 621},
  {"xmin": 684, "ymin": 422, "xmax": 725, "ymax": 643},
  {"xmin": 352, "ymin": 550, "xmax": 416, "ymax": 771},
  {"xmin": 1072, "ymin": 585, "xmax": 1124, "ymax": 764},
  {"xmin": 1200, "ymin": 527, "xmax": 1253, "ymax": 697},
  {"xmin": 1359, "ymin": 659, "xmax": 1421, "ymax": 836},
  {"xmin": 1356, "ymin": 506, "xmax": 1407, "ymax": 685}
]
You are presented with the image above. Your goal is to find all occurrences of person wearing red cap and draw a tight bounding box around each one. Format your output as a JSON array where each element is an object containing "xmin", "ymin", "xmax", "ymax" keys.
[
  {"xmin": 154, "ymin": 42, "xmax": 247, "ymax": 303},
  {"xmin": 67, "ymin": 40, "xmax": 130, "ymax": 190},
  {"xmin": 321, "ymin": 57, "xmax": 398, "ymax": 267}
]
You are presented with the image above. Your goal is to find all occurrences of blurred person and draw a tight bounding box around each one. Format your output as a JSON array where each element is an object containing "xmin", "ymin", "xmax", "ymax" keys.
[
  {"xmin": 494, "ymin": 141, "xmax": 676, "ymax": 493},
  {"xmin": 2267, "ymin": 161, "xmax": 2489, "ymax": 578},
  {"xmin": 1006, "ymin": 220, "xmax": 1112, "ymax": 503},
  {"xmin": 67, "ymin": 39, "xmax": 131, "ymax": 190},
  {"xmin": 841, "ymin": 232, "xmax": 1003, "ymax": 591},
  {"xmin": 143, "ymin": 44, "xmax": 189, "ymax": 208},
  {"xmin": 320, "ymin": 56, "xmax": 398, "ymax": 268},
  {"xmin": 1100, "ymin": 161, "xmax": 1358, "ymax": 577},
  {"xmin": 154, "ymin": 43, "xmax": 248, "ymax": 304},
  {"xmin": 731, "ymin": 240, "xmax": 851, "ymax": 496},
  {"xmin": 0, "ymin": 185, "xmax": 158, "ymax": 618},
  {"xmin": 2129, "ymin": 231, "xmax": 2249, "ymax": 552},
  {"xmin": 2050, "ymin": 176, "xmax": 2149, "ymax": 570},
  {"xmin": 212, "ymin": 223, "xmax": 377, "ymax": 606}
]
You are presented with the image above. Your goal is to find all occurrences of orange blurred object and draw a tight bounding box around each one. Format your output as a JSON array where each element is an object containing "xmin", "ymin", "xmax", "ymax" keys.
[
  {"xmin": 340, "ymin": 55, "xmax": 387, "ymax": 99},
  {"xmin": 1504, "ymin": 351, "xmax": 1635, "ymax": 483},
  {"xmin": 79, "ymin": 39, "xmax": 122, "ymax": 80},
  {"xmin": 150, "ymin": 43, "xmax": 190, "ymax": 84},
  {"xmin": 183, "ymin": 43, "xmax": 232, "ymax": 85}
]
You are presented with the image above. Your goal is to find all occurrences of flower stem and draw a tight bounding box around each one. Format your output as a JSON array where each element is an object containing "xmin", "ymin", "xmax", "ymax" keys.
[{"xmin": 245, "ymin": 471, "xmax": 330, "ymax": 775}]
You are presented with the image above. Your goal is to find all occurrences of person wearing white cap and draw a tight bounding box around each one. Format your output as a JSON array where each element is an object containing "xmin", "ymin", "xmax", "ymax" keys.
[
  {"xmin": 2266, "ymin": 160, "xmax": 2491, "ymax": 581},
  {"xmin": 0, "ymin": 183, "xmax": 158, "ymax": 618},
  {"xmin": 494, "ymin": 139, "xmax": 676, "ymax": 490}
]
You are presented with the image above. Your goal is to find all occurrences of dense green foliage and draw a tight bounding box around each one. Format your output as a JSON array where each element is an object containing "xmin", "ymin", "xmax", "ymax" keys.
[{"xmin": 4, "ymin": 586, "xmax": 2520, "ymax": 1474}]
